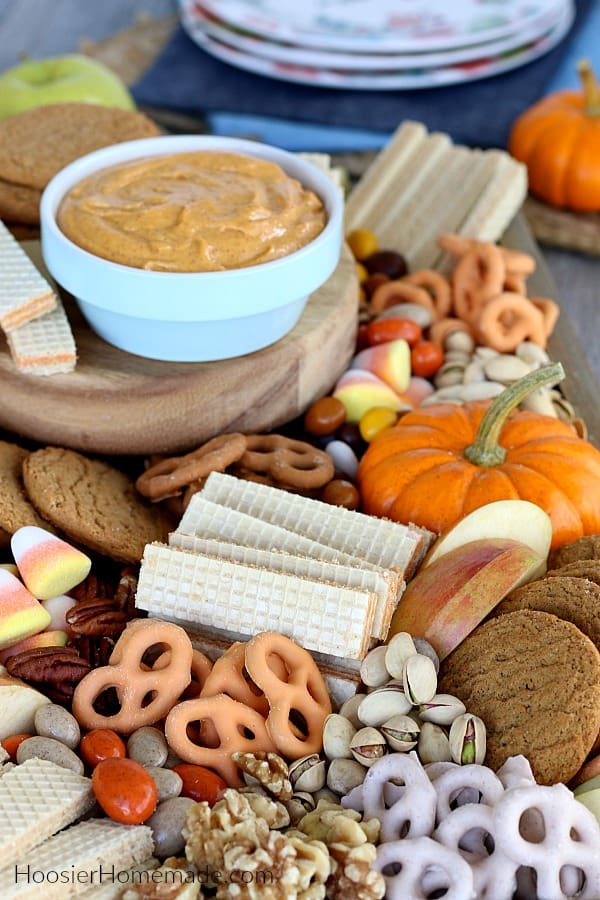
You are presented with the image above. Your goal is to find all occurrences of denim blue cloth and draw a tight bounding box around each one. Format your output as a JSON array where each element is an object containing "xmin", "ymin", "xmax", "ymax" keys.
[{"xmin": 133, "ymin": 0, "xmax": 596, "ymax": 151}]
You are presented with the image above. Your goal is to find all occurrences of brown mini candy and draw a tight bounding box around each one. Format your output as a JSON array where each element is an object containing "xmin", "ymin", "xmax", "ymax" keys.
[
  {"xmin": 364, "ymin": 250, "xmax": 407, "ymax": 279},
  {"xmin": 304, "ymin": 396, "xmax": 346, "ymax": 437},
  {"xmin": 321, "ymin": 479, "xmax": 360, "ymax": 510}
]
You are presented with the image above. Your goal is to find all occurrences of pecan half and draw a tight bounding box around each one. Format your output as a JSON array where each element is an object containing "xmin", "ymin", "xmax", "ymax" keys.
[
  {"xmin": 6, "ymin": 646, "xmax": 92, "ymax": 705},
  {"xmin": 74, "ymin": 634, "xmax": 116, "ymax": 668},
  {"xmin": 66, "ymin": 597, "xmax": 128, "ymax": 636}
]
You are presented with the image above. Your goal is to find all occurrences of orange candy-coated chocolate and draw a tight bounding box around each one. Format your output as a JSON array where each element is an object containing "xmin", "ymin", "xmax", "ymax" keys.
[
  {"xmin": 2, "ymin": 733, "xmax": 33, "ymax": 761},
  {"xmin": 92, "ymin": 757, "xmax": 157, "ymax": 824},
  {"xmin": 173, "ymin": 763, "xmax": 227, "ymax": 806},
  {"xmin": 304, "ymin": 396, "xmax": 346, "ymax": 437},
  {"xmin": 79, "ymin": 729, "xmax": 126, "ymax": 768}
]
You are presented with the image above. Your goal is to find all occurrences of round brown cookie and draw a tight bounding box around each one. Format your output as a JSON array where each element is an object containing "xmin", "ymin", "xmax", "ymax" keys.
[
  {"xmin": 0, "ymin": 103, "xmax": 161, "ymax": 191},
  {"xmin": 0, "ymin": 178, "xmax": 42, "ymax": 224},
  {"xmin": 548, "ymin": 535, "xmax": 600, "ymax": 569},
  {"xmin": 547, "ymin": 560, "xmax": 600, "ymax": 587},
  {"xmin": 22, "ymin": 447, "xmax": 171, "ymax": 563},
  {"xmin": 493, "ymin": 576, "xmax": 600, "ymax": 649},
  {"xmin": 438, "ymin": 609, "xmax": 600, "ymax": 785},
  {"xmin": 0, "ymin": 440, "xmax": 53, "ymax": 535}
]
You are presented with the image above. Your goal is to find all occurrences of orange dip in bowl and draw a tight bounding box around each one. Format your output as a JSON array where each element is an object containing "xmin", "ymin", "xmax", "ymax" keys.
[{"xmin": 57, "ymin": 150, "xmax": 327, "ymax": 272}]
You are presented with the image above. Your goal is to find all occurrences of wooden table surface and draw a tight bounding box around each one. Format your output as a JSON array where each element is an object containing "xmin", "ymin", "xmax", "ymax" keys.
[{"xmin": 1, "ymin": 0, "xmax": 598, "ymax": 382}]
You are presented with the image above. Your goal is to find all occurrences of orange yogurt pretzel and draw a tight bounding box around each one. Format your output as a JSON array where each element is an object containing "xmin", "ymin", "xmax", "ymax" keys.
[
  {"xmin": 165, "ymin": 693, "xmax": 276, "ymax": 786},
  {"xmin": 136, "ymin": 433, "xmax": 248, "ymax": 502},
  {"xmin": 244, "ymin": 632, "xmax": 332, "ymax": 759},
  {"xmin": 438, "ymin": 233, "xmax": 536, "ymax": 274},
  {"xmin": 452, "ymin": 245, "xmax": 505, "ymax": 325},
  {"xmin": 72, "ymin": 619, "xmax": 193, "ymax": 733},
  {"xmin": 403, "ymin": 270, "xmax": 452, "ymax": 319},
  {"xmin": 200, "ymin": 642, "xmax": 271, "ymax": 715},
  {"xmin": 503, "ymin": 271, "xmax": 527, "ymax": 295},
  {"xmin": 477, "ymin": 292, "xmax": 547, "ymax": 352},
  {"xmin": 530, "ymin": 297, "xmax": 560, "ymax": 338},
  {"xmin": 428, "ymin": 316, "xmax": 475, "ymax": 346},
  {"xmin": 370, "ymin": 280, "xmax": 437, "ymax": 317},
  {"xmin": 239, "ymin": 434, "xmax": 334, "ymax": 490}
]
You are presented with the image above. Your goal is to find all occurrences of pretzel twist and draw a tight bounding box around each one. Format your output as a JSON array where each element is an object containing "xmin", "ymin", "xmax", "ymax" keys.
[
  {"xmin": 200, "ymin": 642, "xmax": 272, "ymax": 716},
  {"xmin": 373, "ymin": 837, "xmax": 474, "ymax": 900},
  {"xmin": 136, "ymin": 433, "xmax": 248, "ymax": 502},
  {"xmin": 164, "ymin": 693, "xmax": 276, "ymax": 786},
  {"xmin": 72, "ymin": 619, "xmax": 193, "ymax": 733},
  {"xmin": 477, "ymin": 292, "xmax": 547, "ymax": 351},
  {"xmin": 403, "ymin": 270, "xmax": 452, "ymax": 319},
  {"xmin": 452, "ymin": 245, "xmax": 506, "ymax": 324},
  {"xmin": 370, "ymin": 280, "xmax": 437, "ymax": 317},
  {"xmin": 244, "ymin": 632, "xmax": 331, "ymax": 759},
  {"xmin": 238, "ymin": 434, "xmax": 334, "ymax": 491}
]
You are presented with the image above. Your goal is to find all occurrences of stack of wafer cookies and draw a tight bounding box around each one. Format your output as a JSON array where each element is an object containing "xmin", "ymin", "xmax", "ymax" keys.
[
  {"xmin": 135, "ymin": 472, "xmax": 433, "ymax": 667},
  {"xmin": 344, "ymin": 120, "xmax": 527, "ymax": 272}
]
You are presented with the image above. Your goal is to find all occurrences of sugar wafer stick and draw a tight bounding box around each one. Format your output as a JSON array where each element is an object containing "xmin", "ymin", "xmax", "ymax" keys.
[
  {"xmin": 0, "ymin": 221, "xmax": 56, "ymax": 331},
  {"xmin": 199, "ymin": 472, "xmax": 432, "ymax": 578},
  {"xmin": 7, "ymin": 294, "xmax": 77, "ymax": 375},
  {"xmin": 457, "ymin": 153, "xmax": 528, "ymax": 243},
  {"xmin": 0, "ymin": 758, "xmax": 94, "ymax": 870},
  {"xmin": 170, "ymin": 533, "xmax": 399, "ymax": 640},
  {"xmin": 0, "ymin": 819, "xmax": 153, "ymax": 899},
  {"xmin": 136, "ymin": 542, "xmax": 376, "ymax": 660}
]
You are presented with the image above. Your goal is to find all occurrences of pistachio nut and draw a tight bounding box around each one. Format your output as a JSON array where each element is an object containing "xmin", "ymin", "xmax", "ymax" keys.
[
  {"xmin": 360, "ymin": 645, "xmax": 390, "ymax": 688},
  {"xmin": 462, "ymin": 359, "xmax": 486, "ymax": 384},
  {"xmin": 338, "ymin": 694, "xmax": 366, "ymax": 730},
  {"xmin": 313, "ymin": 787, "xmax": 339, "ymax": 805},
  {"xmin": 376, "ymin": 302, "xmax": 433, "ymax": 329},
  {"xmin": 418, "ymin": 694, "xmax": 466, "ymax": 726},
  {"xmin": 515, "ymin": 340, "xmax": 550, "ymax": 368},
  {"xmin": 289, "ymin": 754, "xmax": 326, "ymax": 793},
  {"xmin": 285, "ymin": 791, "xmax": 316, "ymax": 825},
  {"xmin": 402, "ymin": 653, "xmax": 438, "ymax": 705},
  {"xmin": 417, "ymin": 722, "xmax": 452, "ymax": 765},
  {"xmin": 519, "ymin": 386, "xmax": 556, "ymax": 417},
  {"xmin": 473, "ymin": 346, "xmax": 500, "ymax": 361},
  {"xmin": 444, "ymin": 330, "xmax": 475, "ymax": 354},
  {"xmin": 550, "ymin": 389, "xmax": 576, "ymax": 424},
  {"xmin": 460, "ymin": 381, "xmax": 505, "ymax": 402},
  {"xmin": 350, "ymin": 727, "xmax": 387, "ymax": 768},
  {"xmin": 323, "ymin": 713, "xmax": 356, "ymax": 761},
  {"xmin": 449, "ymin": 713, "xmax": 486, "ymax": 766},
  {"xmin": 483, "ymin": 354, "xmax": 531, "ymax": 385},
  {"xmin": 381, "ymin": 715, "xmax": 420, "ymax": 752},
  {"xmin": 327, "ymin": 758, "xmax": 367, "ymax": 795},
  {"xmin": 412, "ymin": 638, "xmax": 440, "ymax": 674},
  {"xmin": 357, "ymin": 683, "xmax": 412, "ymax": 727},
  {"xmin": 420, "ymin": 392, "xmax": 463, "ymax": 407},
  {"xmin": 384, "ymin": 632, "xmax": 417, "ymax": 680},
  {"xmin": 434, "ymin": 365, "xmax": 467, "ymax": 389}
]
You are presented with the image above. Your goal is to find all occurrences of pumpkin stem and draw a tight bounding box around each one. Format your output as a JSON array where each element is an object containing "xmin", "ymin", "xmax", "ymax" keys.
[
  {"xmin": 578, "ymin": 59, "xmax": 600, "ymax": 116},
  {"xmin": 463, "ymin": 362, "xmax": 565, "ymax": 467}
]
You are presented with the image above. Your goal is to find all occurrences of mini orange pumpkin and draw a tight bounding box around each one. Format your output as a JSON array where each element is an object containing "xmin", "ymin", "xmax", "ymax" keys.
[
  {"xmin": 357, "ymin": 363, "xmax": 600, "ymax": 549},
  {"xmin": 509, "ymin": 60, "xmax": 600, "ymax": 212}
]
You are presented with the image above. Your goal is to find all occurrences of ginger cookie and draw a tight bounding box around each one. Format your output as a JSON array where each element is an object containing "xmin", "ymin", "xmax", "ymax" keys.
[
  {"xmin": 23, "ymin": 447, "xmax": 171, "ymax": 563},
  {"xmin": 0, "ymin": 178, "xmax": 42, "ymax": 225},
  {"xmin": 494, "ymin": 576, "xmax": 600, "ymax": 649},
  {"xmin": 0, "ymin": 103, "xmax": 161, "ymax": 191},
  {"xmin": 547, "ymin": 560, "xmax": 600, "ymax": 587},
  {"xmin": 549, "ymin": 535, "xmax": 600, "ymax": 569},
  {"xmin": 0, "ymin": 440, "xmax": 52, "ymax": 536},
  {"xmin": 438, "ymin": 609, "xmax": 600, "ymax": 785}
]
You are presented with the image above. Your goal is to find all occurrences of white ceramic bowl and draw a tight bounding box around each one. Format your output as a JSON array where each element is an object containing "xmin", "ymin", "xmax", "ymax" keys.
[{"xmin": 40, "ymin": 135, "xmax": 344, "ymax": 362}]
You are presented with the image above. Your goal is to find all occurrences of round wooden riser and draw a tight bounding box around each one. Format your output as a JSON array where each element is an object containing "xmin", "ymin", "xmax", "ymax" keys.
[{"xmin": 0, "ymin": 245, "xmax": 358, "ymax": 456}]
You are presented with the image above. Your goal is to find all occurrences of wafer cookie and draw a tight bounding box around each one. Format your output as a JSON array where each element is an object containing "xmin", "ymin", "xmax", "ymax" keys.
[
  {"xmin": 0, "ymin": 758, "xmax": 94, "ymax": 868},
  {"xmin": 345, "ymin": 120, "xmax": 429, "ymax": 233},
  {"xmin": 456, "ymin": 152, "xmax": 528, "ymax": 243},
  {"xmin": 0, "ymin": 221, "xmax": 56, "ymax": 331},
  {"xmin": 170, "ymin": 533, "xmax": 399, "ymax": 641},
  {"xmin": 136, "ymin": 542, "xmax": 376, "ymax": 659},
  {"xmin": 174, "ymin": 497, "xmax": 382, "ymax": 573},
  {"xmin": 7, "ymin": 293, "xmax": 77, "ymax": 375},
  {"xmin": 79, "ymin": 860, "xmax": 159, "ymax": 899},
  {"xmin": 199, "ymin": 472, "xmax": 432, "ymax": 577},
  {"xmin": 0, "ymin": 819, "xmax": 154, "ymax": 899}
]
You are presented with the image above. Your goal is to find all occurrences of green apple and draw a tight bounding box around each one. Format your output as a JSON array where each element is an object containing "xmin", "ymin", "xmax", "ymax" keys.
[
  {"xmin": 574, "ymin": 775, "xmax": 600, "ymax": 797},
  {"xmin": 0, "ymin": 54, "xmax": 135, "ymax": 120}
]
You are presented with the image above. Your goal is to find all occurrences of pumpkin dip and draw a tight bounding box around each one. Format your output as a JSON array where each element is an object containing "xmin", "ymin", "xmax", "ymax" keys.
[{"xmin": 57, "ymin": 150, "xmax": 327, "ymax": 272}]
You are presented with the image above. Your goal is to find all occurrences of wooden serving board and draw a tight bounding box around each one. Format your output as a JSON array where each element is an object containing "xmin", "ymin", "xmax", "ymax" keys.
[{"xmin": 0, "ymin": 244, "xmax": 358, "ymax": 456}]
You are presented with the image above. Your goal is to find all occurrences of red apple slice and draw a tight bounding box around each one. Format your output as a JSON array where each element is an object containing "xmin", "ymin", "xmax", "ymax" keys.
[
  {"xmin": 0, "ymin": 629, "xmax": 68, "ymax": 666},
  {"xmin": 422, "ymin": 500, "xmax": 552, "ymax": 570},
  {"xmin": 389, "ymin": 538, "xmax": 544, "ymax": 661}
]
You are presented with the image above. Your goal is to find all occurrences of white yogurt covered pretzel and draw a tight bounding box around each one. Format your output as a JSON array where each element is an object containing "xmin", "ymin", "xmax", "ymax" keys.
[
  {"xmin": 433, "ymin": 763, "xmax": 504, "ymax": 822},
  {"xmin": 355, "ymin": 752, "xmax": 437, "ymax": 842},
  {"xmin": 373, "ymin": 836, "xmax": 475, "ymax": 900}
]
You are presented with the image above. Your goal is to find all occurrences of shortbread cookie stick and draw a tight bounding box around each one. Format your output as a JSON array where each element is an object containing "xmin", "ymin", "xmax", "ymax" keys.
[
  {"xmin": 0, "ymin": 758, "xmax": 94, "ymax": 868},
  {"xmin": 0, "ymin": 819, "xmax": 154, "ymax": 899},
  {"xmin": 170, "ymin": 533, "xmax": 399, "ymax": 642},
  {"xmin": 136, "ymin": 542, "xmax": 376, "ymax": 660},
  {"xmin": 0, "ymin": 221, "xmax": 56, "ymax": 331},
  {"xmin": 7, "ymin": 294, "xmax": 77, "ymax": 375},
  {"xmin": 199, "ymin": 472, "xmax": 432, "ymax": 578}
]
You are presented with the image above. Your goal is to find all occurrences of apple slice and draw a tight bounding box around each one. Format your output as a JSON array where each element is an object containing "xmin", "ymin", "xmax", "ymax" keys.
[
  {"xmin": 422, "ymin": 500, "xmax": 552, "ymax": 571},
  {"xmin": 0, "ymin": 630, "xmax": 68, "ymax": 666},
  {"xmin": 574, "ymin": 775, "xmax": 600, "ymax": 797},
  {"xmin": 389, "ymin": 538, "xmax": 544, "ymax": 661},
  {"xmin": 0, "ymin": 674, "xmax": 51, "ymax": 740},
  {"xmin": 575, "ymin": 789, "xmax": 600, "ymax": 825}
]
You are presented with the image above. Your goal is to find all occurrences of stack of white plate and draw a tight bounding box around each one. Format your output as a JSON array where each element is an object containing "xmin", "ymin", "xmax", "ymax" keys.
[{"xmin": 179, "ymin": 0, "xmax": 574, "ymax": 90}]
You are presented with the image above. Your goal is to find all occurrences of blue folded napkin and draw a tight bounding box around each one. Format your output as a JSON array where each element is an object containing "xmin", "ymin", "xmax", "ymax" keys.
[{"xmin": 133, "ymin": 0, "xmax": 594, "ymax": 151}]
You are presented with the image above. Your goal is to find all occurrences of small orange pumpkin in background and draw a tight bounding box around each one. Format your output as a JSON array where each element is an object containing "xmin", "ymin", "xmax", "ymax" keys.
[
  {"xmin": 509, "ymin": 59, "xmax": 600, "ymax": 212},
  {"xmin": 357, "ymin": 363, "xmax": 600, "ymax": 549}
]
